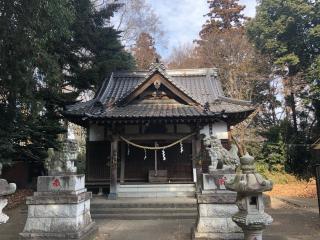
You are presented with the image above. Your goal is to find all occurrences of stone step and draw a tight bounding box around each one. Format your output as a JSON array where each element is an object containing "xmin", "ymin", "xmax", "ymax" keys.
[
  {"xmin": 118, "ymin": 183, "xmax": 196, "ymax": 198},
  {"xmin": 91, "ymin": 207, "xmax": 197, "ymax": 214},
  {"xmin": 118, "ymin": 183, "xmax": 195, "ymax": 192},
  {"xmin": 90, "ymin": 196, "xmax": 198, "ymax": 220},
  {"xmin": 92, "ymin": 212, "xmax": 197, "ymax": 220},
  {"xmin": 118, "ymin": 183, "xmax": 195, "ymax": 187},
  {"xmin": 117, "ymin": 192, "xmax": 195, "ymax": 198},
  {"xmin": 91, "ymin": 203, "xmax": 197, "ymax": 209}
]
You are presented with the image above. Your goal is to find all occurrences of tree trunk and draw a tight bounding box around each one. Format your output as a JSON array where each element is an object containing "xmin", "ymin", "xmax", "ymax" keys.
[{"xmin": 290, "ymin": 91, "xmax": 298, "ymax": 134}]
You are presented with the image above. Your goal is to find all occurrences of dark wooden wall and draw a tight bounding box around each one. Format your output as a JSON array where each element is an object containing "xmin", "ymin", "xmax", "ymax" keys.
[
  {"xmin": 124, "ymin": 142, "xmax": 193, "ymax": 182},
  {"xmin": 86, "ymin": 141, "xmax": 110, "ymax": 181}
]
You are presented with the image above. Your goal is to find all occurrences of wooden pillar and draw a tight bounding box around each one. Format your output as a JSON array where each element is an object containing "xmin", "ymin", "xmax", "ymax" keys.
[
  {"xmin": 192, "ymin": 137, "xmax": 197, "ymax": 183},
  {"xmin": 108, "ymin": 136, "xmax": 119, "ymax": 200},
  {"xmin": 193, "ymin": 134, "xmax": 202, "ymax": 192},
  {"xmin": 120, "ymin": 142, "xmax": 126, "ymax": 183}
]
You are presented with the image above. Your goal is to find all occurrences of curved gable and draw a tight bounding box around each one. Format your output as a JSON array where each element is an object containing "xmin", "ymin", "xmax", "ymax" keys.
[{"xmin": 118, "ymin": 71, "xmax": 200, "ymax": 106}]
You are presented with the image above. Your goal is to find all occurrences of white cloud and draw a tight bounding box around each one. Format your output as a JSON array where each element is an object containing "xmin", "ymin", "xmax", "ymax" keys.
[{"xmin": 147, "ymin": 0, "xmax": 257, "ymax": 58}]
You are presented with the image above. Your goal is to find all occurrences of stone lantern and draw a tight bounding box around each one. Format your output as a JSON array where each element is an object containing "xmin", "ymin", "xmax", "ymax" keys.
[
  {"xmin": 0, "ymin": 177, "xmax": 16, "ymax": 224},
  {"xmin": 226, "ymin": 153, "xmax": 273, "ymax": 240}
]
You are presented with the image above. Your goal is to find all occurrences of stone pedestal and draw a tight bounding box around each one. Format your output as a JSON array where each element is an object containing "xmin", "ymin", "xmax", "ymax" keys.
[
  {"xmin": 192, "ymin": 170, "xmax": 243, "ymax": 240},
  {"xmin": 20, "ymin": 175, "xmax": 98, "ymax": 240},
  {"xmin": 192, "ymin": 191, "xmax": 243, "ymax": 240}
]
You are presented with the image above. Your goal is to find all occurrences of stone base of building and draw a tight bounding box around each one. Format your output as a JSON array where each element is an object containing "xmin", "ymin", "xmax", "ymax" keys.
[{"xmin": 20, "ymin": 175, "xmax": 98, "ymax": 240}]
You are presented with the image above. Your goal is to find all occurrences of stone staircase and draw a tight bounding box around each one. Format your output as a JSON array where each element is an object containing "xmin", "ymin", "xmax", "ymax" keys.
[
  {"xmin": 90, "ymin": 197, "xmax": 197, "ymax": 220},
  {"xmin": 117, "ymin": 183, "xmax": 196, "ymax": 198}
]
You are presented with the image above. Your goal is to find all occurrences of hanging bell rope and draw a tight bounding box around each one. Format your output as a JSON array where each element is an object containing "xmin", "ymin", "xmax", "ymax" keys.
[{"xmin": 120, "ymin": 132, "xmax": 196, "ymax": 150}]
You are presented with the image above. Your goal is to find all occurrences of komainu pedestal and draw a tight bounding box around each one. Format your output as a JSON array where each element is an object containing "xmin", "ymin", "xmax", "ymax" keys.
[
  {"xmin": 20, "ymin": 175, "xmax": 98, "ymax": 239},
  {"xmin": 192, "ymin": 169, "xmax": 243, "ymax": 240}
]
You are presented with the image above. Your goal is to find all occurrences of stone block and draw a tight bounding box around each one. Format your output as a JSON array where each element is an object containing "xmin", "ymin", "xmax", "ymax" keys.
[
  {"xmin": 197, "ymin": 191, "xmax": 237, "ymax": 204},
  {"xmin": 202, "ymin": 172, "xmax": 235, "ymax": 191},
  {"xmin": 192, "ymin": 229, "xmax": 243, "ymax": 240},
  {"xmin": 20, "ymin": 175, "xmax": 97, "ymax": 239},
  {"xmin": 27, "ymin": 200, "xmax": 89, "ymax": 218},
  {"xmin": 37, "ymin": 175, "xmax": 85, "ymax": 193},
  {"xmin": 198, "ymin": 204, "xmax": 238, "ymax": 217},
  {"xmin": 193, "ymin": 189, "xmax": 243, "ymax": 239},
  {"xmin": 20, "ymin": 222, "xmax": 98, "ymax": 240},
  {"xmin": 202, "ymin": 174, "xmax": 217, "ymax": 190},
  {"xmin": 23, "ymin": 203, "xmax": 92, "ymax": 232},
  {"xmin": 196, "ymin": 218, "xmax": 227, "ymax": 233},
  {"xmin": 27, "ymin": 192, "xmax": 91, "ymax": 205}
]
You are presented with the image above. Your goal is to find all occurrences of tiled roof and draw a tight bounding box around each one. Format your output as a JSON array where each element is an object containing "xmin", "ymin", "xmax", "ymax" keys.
[{"xmin": 65, "ymin": 64, "xmax": 254, "ymax": 121}]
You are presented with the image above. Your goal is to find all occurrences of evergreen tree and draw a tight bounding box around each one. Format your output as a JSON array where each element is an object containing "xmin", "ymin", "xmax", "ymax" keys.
[
  {"xmin": 131, "ymin": 32, "xmax": 160, "ymax": 70},
  {"xmin": 200, "ymin": 0, "xmax": 247, "ymax": 38},
  {"xmin": 247, "ymin": 0, "xmax": 320, "ymax": 177},
  {"xmin": 0, "ymin": 0, "xmax": 134, "ymax": 167},
  {"xmin": 261, "ymin": 131, "xmax": 287, "ymax": 172},
  {"xmin": 0, "ymin": 0, "xmax": 75, "ymax": 164},
  {"xmin": 65, "ymin": 0, "xmax": 134, "ymax": 92}
]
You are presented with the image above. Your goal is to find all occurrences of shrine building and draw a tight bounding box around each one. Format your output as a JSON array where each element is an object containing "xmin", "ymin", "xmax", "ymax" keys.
[{"xmin": 63, "ymin": 62, "xmax": 254, "ymax": 199}]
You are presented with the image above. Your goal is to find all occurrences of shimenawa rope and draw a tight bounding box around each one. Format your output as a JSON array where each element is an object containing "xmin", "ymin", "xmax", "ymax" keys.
[{"xmin": 120, "ymin": 132, "xmax": 196, "ymax": 150}]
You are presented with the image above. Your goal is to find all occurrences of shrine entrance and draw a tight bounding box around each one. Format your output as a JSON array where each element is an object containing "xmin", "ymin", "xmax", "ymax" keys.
[{"xmin": 123, "ymin": 140, "xmax": 193, "ymax": 183}]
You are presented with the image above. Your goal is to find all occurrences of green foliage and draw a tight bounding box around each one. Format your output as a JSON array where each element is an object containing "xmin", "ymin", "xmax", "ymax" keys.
[
  {"xmin": 247, "ymin": 0, "xmax": 320, "ymax": 179},
  {"xmin": 307, "ymin": 56, "xmax": 320, "ymax": 136},
  {"xmin": 275, "ymin": 53, "xmax": 300, "ymax": 66},
  {"xmin": 0, "ymin": 0, "xmax": 134, "ymax": 166},
  {"xmin": 261, "ymin": 133, "xmax": 286, "ymax": 171},
  {"xmin": 247, "ymin": 124, "xmax": 287, "ymax": 173},
  {"xmin": 65, "ymin": 0, "xmax": 135, "ymax": 91},
  {"xmin": 0, "ymin": 0, "xmax": 74, "ymax": 165},
  {"xmin": 247, "ymin": 0, "xmax": 320, "ymax": 73}
]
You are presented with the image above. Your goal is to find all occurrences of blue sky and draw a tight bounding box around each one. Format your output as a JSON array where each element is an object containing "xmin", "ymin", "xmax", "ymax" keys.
[{"xmin": 147, "ymin": 0, "xmax": 257, "ymax": 58}]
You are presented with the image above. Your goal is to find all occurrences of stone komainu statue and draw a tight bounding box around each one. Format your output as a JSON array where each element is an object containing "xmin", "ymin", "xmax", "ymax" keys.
[
  {"xmin": 204, "ymin": 135, "xmax": 240, "ymax": 170},
  {"xmin": 44, "ymin": 139, "xmax": 78, "ymax": 175}
]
